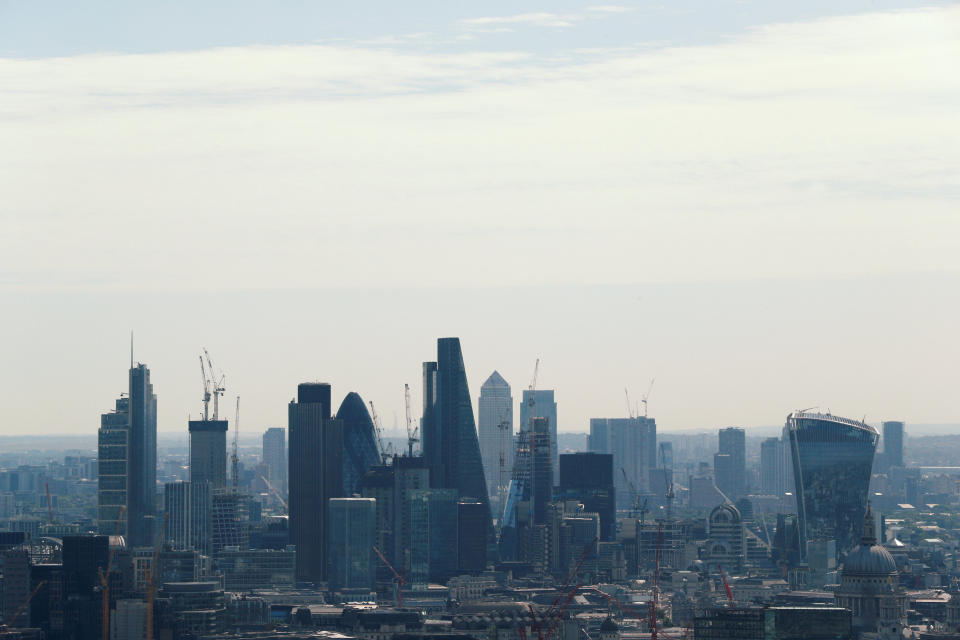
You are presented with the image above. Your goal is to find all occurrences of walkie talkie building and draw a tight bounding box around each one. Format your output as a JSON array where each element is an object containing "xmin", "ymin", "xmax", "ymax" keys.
[{"xmin": 786, "ymin": 411, "xmax": 878, "ymax": 561}]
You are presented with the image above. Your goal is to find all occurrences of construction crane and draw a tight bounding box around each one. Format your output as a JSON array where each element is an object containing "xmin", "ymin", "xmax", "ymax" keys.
[
  {"xmin": 543, "ymin": 584, "xmax": 582, "ymax": 640},
  {"xmin": 145, "ymin": 512, "xmax": 169, "ymax": 640},
  {"xmin": 369, "ymin": 401, "xmax": 393, "ymax": 463},
  {"xmin": 528, "ymin": 358, "xmax": 540, "ymax": 395},
  {"xmin": 650, "ymin": 522, "xmax": 663, "ymax": 640},
  {"xmin": 45, "ymin": 483, "xmax": 53, "ymax": 524},
  {"xmin": 199, "ymin": 355, "xmax": 212, "ymax": 420},
  {"xmin": 625, "ymin": 388, "xmax": 635, "ymax": 419},
  {"xmin": 621, "ymin": 468, "xmax": 641, "ymax": 517},
  {"xmin": 660, "ymin": 444, "xmax": 674, "ymax": 521},
  {"xmin": 404, "ymin": 384, "xmax": 419, "ymax": 457},
  {"xmin": 497, "ymin": 407, "xmax": 512, "ymax": 493},
  {"xmin": 203, "ymin": 348, "xmax": 225, "ymax": 420},
  {"xmin": 4, "ymin": 580, "xmax": 45, "ymax": 629},
  {"xmin": 98, "ymin": 506, "xmax": 125, "ymax": 640},
  {"xmin": 232, "ymin": 396, "xmax": 240, "ymax": 489},
  {"xmin": 257, "ymin": 471, "xmax": 288, "ymax": 511},
  {"xmin": 641, "ymin": 378, "xmax": 655, "ymax": 418},
  {"xmin": 717, "ymin": 564, "xmax": 734, "ymax": 604},
  {"xmin": 372, "ymin": 546, "xmax": 406, "ymax": 607},
  {"xmin": 540, "ymin": 537, "xmax": 598, "ymax": 628}
]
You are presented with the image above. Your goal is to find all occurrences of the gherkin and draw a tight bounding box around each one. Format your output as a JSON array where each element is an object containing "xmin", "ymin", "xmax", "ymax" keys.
[{"xmin": 336, "ymin": 392, "xmax": 382, "ymax": 496}]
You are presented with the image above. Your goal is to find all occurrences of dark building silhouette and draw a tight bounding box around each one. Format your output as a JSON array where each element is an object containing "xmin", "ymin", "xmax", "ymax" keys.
[
  {"xmin": 336, "ymin": 392, "xmax": 382, "ymax": 496},
  {"xmin": 559, "ymin": 452, "xmax": 615, "ymax": 541},
  {"xmin": 128, "ymin": 363, "xmax": 157, "ymax": 547},
  {"xmin": 500, "ymin": 416, "xmax": 553, "ymax": 560},
  {"xmin": 62, "ymin": 535, "xmax": 109, "ymax": 597},
  {"xmin": 189, "ymin": 420, "xmax": 227, "ymax": 488},
  {"xmin": 458, "ymin": 499, "xmax": 488, "ymax": 573},
  {"xmin": 421, "ymin": 337, "xmax": 491, "ymax": 528},
  {"xmin": 289, "ymin": 382, "xmax": 343, "ymax": 583},
  {"xmin": 760, "ymin": 437, "xmax": 781, "ymax": 495},
  {"xmin": 883, "ymin": 421, "xmax": 905, "ymax": 469},
  {"xmin": 98, "ymin": 363, "xmax": 156, "ymax": 546},
  {"xmin": 588, "ymin": 416, "xmax": 656, "ymax": 508},
  {"xmin": 787, "ymin": 411, "xmax": 878, "ymax": 562},
  {"xmin": 717, "ymin": 427, "xmax": 746, "ymax": 499}
]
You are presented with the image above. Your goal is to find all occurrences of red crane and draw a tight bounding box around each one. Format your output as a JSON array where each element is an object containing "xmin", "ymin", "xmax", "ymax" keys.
[
  {"xmin": 650, "ymin": 522, "xmax": 663, "ymax": 640},
  {"xmin": 372, "ymin": 546, "xmax": 406, "ymax": 607},
  {"xmin": 717, "ymin": 564, "xmax": 734, "ymax": 604}
]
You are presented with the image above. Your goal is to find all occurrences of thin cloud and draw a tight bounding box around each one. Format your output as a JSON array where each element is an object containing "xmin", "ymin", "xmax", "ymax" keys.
[
  {"xmin": 586, "ymin": 5, "xmax": 635, "ymax": 13},
  {"xmin": 459, "ymin": 12, "xmax": 583, "ymax": 29},
  {"xmin": 0, "ymin": 7, "xmax": 957, "ymax": 295}
]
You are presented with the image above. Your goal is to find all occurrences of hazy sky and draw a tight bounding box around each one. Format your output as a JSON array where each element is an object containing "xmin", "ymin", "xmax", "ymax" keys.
[{"xmin": 2, "ymin": 1, "xmax": 959, "ymax": 435}]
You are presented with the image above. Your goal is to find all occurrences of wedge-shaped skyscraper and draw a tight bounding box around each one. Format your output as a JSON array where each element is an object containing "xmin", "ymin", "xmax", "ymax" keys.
[
  {"xmin": 786, "ymin": 410, "xmax": 878, "ymax": 561},
  {"xmin": 422, "ymin": 338, "xmax": 492, "ymax": 533}
]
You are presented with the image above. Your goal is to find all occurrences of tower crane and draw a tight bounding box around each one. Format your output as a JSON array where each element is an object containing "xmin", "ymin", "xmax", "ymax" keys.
[
  {"xmin": 98, "ymin": 506, "xmax": 125, "ymax": 640},
  {"xmin": 717, "ymin": 564, "xmax": 734, "ymax": 604},
  {"xmin": 232, "ymin": 396, "xmax": 240, "ymax": 489},
  {"xmin": 5, "ymin": 580, "xmax": 45, "ymax": 630},
  {"xmin": 203, "ymin": 348, "xmax": 225, "ymax": 420},
  {"xmin": 145, "ymin": 512, "xmax": 169, "ymax": 640},
  {"xmin": 625, "ymin": 388, "xmax": 636, "ymax": 419},
  {"xmin": 369, "ymin": 401, "xmax": 393, "ymax": 463},
  {"xmin": 525, "ymin": 358, "xmax": 541, "ymax": 524},
  {"xmin": 660, "ymin": 443, "xmax": 674, "ymax": 521},
  {"xmin": 404, "ymin": 384, "xmax": 419, "ymax": 457},
  {"xmin": 372, "ymin": 546, "xmax": 406, "ymax": 607},
  {"xmin": 497, "ymin": 407, "xmax": 512, "ymax": 493},
  {"xmin": 199, "ymin": 356, "xmax": 212, "ymax": 421},
  {"xmin": 641, "ymin": 379, "xmax": 655, "ymax": 418}
]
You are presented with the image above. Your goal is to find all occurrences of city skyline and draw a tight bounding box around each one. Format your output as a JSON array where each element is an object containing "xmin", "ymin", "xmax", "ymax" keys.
[{"xmin": 3, "ymin": 2, "xmax": 959, "ymax": 436}]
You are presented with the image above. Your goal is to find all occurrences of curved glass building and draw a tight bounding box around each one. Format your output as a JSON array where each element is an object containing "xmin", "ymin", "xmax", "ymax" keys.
[
  {"xmin": 336, "ymin": 392, "xmax": 382, "ymax": 496},
  {"xmin": 786, "ymin": 411, "xmax": 878, "ymax": 561}
]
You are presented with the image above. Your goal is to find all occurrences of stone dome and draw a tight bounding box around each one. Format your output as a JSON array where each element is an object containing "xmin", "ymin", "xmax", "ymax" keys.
[
  {"xmin": 709, "ymin": 503, "xmax": 741, "ymax": 524},
  {"xmin": 842, "ymin": 503, "xmax": 897, "ymax": 576}
]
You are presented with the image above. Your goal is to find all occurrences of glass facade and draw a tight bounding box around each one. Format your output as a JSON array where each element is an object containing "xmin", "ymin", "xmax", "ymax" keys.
[
  {"xmin": 336, "ymin": 392, "xmax": 382, "ymax": 496},
  {"xmin": 328, "ymin": 497, "xmax": 376, "ymax": 591},
  {"xmin": 408, "ymin": 488, "xmax": 458, "ymax": 585},
  {"xmin": 422, "ymin": 338, "xmax": 492, "ymax": 540},
  {"xmin": 787, "ymin": 412, "xmax": 878, "ymax": 560}
]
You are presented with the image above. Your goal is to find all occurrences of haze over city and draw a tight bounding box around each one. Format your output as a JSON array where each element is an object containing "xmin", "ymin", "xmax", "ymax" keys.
[
  {"xmin": 4, "ymin": 3, "xmax": 960, "ymax": 640},
  {"xmin": 3, "ymin": 2, "xmax": 959, "ymax": 434}
]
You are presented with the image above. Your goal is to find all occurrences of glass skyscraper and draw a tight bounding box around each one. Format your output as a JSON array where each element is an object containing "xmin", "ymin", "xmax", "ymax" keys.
[
  {"xmin": 261, "ymin": 427, "xmax": 287, "ymax": 498},
  {"xmin": 422, "ymin": 337, "xmax": 491, "ymax": 529},
  {"xmin": 882, "ymin": 420, "xmax": 905, "ymax": 469},
  {"xmin": 786, "ymin": 411, "xmax": 878, "ymax": 561},
  {"xmin": 288, "ymin": 382, "xmax": 343, "ymax": 583},
  {"xmin": 188, "ymin": 420, "xmax": 227, "ymax": 488},
  {"xmin": 98, "ymin": 362, "xmax": 157, "ymax": 546},
  {"xmin": 328, "ymin": 497, "xmax": 376, "ymax": 592},
  {"xmin": 335, "ymin": 392, "xmax": 382, "ymax": 496},
  {"xmin": 520, "ymin": 389, "xmax": 558, "ymax": 484},
  {"xmin": 477, "ymin": 371, "xmax": 513, "ymax": 500},
  {"xmin": 588, "ymin": 416, "xmax": 657, "ymax": 507}
]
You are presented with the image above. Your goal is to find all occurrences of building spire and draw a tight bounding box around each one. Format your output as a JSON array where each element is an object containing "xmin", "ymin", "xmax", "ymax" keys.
[{"xmin": 861, "ymin": 501, "xmax": 877, "ymax": 546}]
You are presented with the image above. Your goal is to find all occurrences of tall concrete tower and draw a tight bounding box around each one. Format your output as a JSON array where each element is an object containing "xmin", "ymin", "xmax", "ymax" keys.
[{"xmin": 478, "ymin": 371, "xmax": 513, "ymax": 498}]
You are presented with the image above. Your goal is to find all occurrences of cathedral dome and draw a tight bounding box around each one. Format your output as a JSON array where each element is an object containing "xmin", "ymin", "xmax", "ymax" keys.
[{"xmin": 842, "ymin": 503, "xmax": 897, "ymax": 576}]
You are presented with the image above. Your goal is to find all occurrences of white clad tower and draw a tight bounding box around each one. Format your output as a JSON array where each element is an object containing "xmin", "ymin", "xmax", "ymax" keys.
[{"xmin": 478, "ymin": 371, "xmax": 513, "ymax": 503}]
